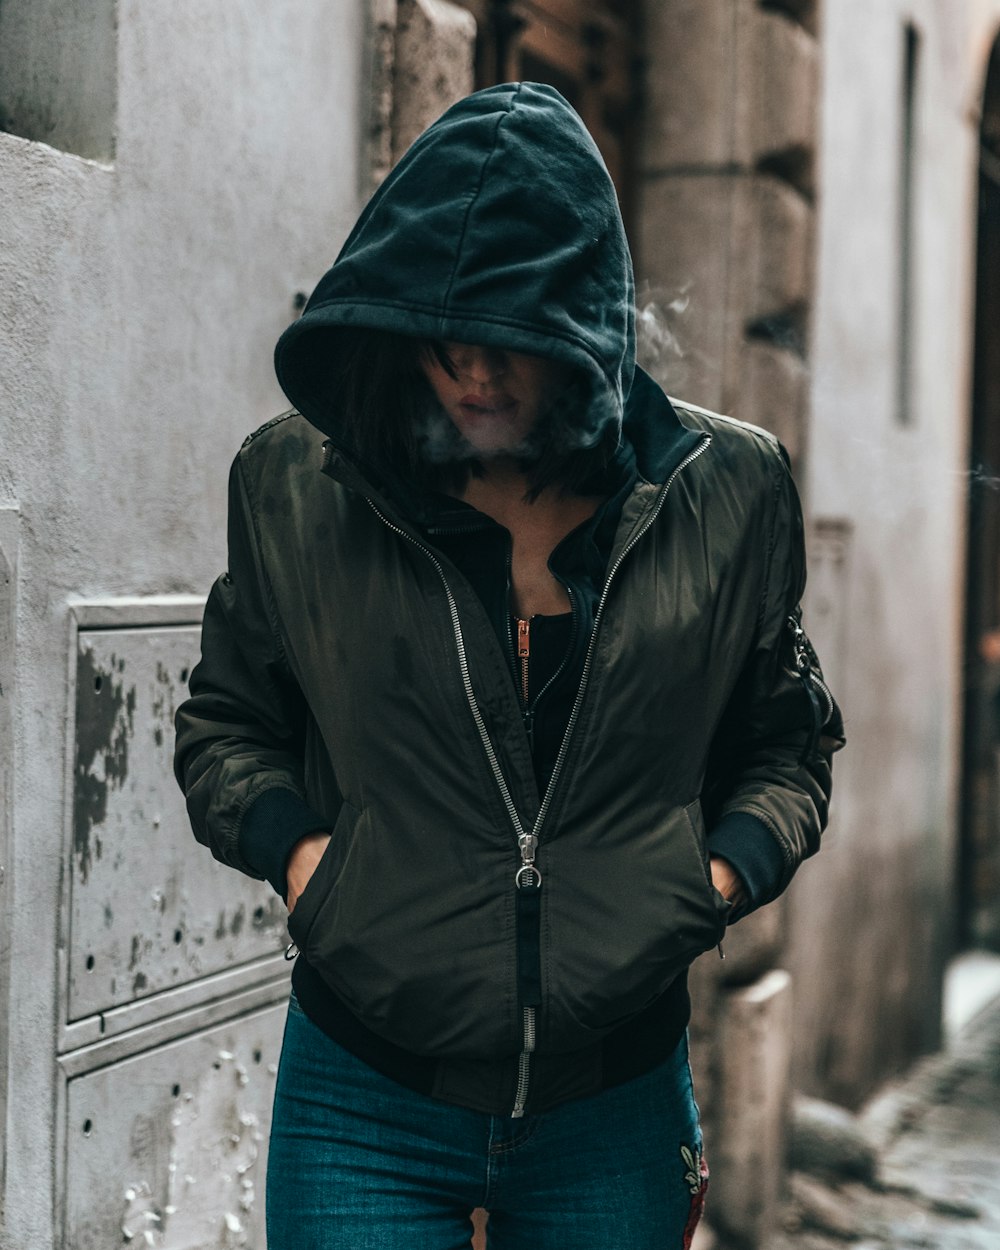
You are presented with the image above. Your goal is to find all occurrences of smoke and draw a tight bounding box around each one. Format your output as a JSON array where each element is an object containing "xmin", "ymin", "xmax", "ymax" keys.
[
  {"xmin": 969, "ymin": 461, "xmax": 1000, "ymax": 494},
  {"xmin": 413, "ymin": 401, "xmax": 473, "ymax": 465},
  {"xmin": 412, "ymin": 371, "xmax": 616, "ymax": 466},
  {"xmin": 635, "ymin": 285, "xmax": 698, "ymax": 388}
]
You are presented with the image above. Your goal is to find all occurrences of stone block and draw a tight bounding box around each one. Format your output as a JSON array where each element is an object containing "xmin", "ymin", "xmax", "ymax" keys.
[
  {"xmin": 640, "ymin": 0, "xmax": 738, "ymax": 171},
  {"xmin": 391, "ymin": 0, "xmax": 476, "ymax": 165},
  {"xmin": 734, "ymin": 4, "xmax": 818, "ymax": 178},
  {"xmin": 731, "ymin": 175, "xmax": 813, "ymax": 324},
  {"xmin": 635, "ymin": 174, "xmax": 735, "ymax": 410},
  {"xmin": 725, "ymin": 339, "xmax": 807, "ymax": 463},
  {"xmin": 640, "ymin": 2, "xmax": 818, "ymax": 182},
  {"xmin": 367, "ymin": 0, "xmax": 399, "ymax": 191},
  {"xmin": 789, "ymin": 1095, "xmax": 880, "ymax": 1182},
  {"xmin": 711, "ymin": 969, "xmax": 794, "ymax": 1246}
]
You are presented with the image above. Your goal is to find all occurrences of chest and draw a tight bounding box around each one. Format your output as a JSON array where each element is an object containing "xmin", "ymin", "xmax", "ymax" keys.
[
  {"xmin": 508, "ymin": 522, "xmax": 573, "ymax": 616},
  {"xmin": 504, "ymin": 502, "xmax": 605, "ymax": 617}
]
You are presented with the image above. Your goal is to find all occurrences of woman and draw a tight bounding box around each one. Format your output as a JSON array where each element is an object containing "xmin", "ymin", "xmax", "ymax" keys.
[{"xmin": 174, "ymin": 82, "xmax": 843, "ymax": 1249}]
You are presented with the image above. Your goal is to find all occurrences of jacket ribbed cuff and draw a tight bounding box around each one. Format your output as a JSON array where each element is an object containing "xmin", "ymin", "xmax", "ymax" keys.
[
  {"xmin": 707, "ymin": 811, "xmax": 787, "ymax": 921},
  {"xmin": 238, "ymin": 788, "xmax": 331, "ymax": 900}
]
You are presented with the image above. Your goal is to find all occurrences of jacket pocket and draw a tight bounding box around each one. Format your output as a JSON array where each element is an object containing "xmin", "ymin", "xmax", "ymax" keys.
[
  {"xmin": 286, "ymin": 799, "xmax": 360, "ymax": 949},
  {"xmin": 682, "ymin": 798, "xmax": 733, "ymax": 933},
  {"xmin": 542, "ymin": 800, "xmax": 732, "ymax": 1048}
]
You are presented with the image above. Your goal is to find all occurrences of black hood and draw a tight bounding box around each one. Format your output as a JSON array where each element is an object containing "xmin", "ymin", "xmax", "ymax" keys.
[{"xmin": 274, "ymin": 82, "xmax": 635, "ymax": 447}]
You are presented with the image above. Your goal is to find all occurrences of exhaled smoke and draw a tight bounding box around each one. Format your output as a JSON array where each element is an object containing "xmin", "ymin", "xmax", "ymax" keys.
[
  {"xmin": 970, "ymin": 461, "xmax": 1000, "ymax": 493},
  {"xmin": 413, "ymin": 371, "xmax": 616, "ymax": 465},
  {"xmin": 414, "ymin": 401, "xmax": 472, "ymax": 465},
  {"xmin": 636, "ymin": 287, "xmax": 689, "ymax": 370},
  {"xmin": 635, "ymin": 284, "xmax": 711, "ymax": 399}
]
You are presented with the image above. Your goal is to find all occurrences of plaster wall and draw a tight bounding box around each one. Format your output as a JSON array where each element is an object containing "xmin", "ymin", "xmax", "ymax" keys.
[
  {"xmin": 791, "ymin": 0, "xmax": 1000, "ymax": 1104},
  {"xmin": 0, "ymin": 2, "xmax": 366, "ymax": 1244}
]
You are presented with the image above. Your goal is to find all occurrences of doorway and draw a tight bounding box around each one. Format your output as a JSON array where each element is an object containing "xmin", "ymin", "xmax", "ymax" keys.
[
  {"xmin": 452, "ymin": 1, "xmax": 640, "ymax": 231},
  {"xmin": 960, "ymin": 34, "xmax": 1000, "ymax": 951}
]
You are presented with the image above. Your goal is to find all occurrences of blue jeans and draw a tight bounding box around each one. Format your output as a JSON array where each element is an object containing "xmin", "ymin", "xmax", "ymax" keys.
[{"xmin": 266, "ymin": 993, "xmax": 708, "ymax": 1249}]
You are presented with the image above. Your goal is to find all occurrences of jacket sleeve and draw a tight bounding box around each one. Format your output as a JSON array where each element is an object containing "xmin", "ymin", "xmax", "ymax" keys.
[
  {"xmin": 173, "ymin": 451, "xmax": 332, "ymax": 899},
  {"xmin": 703, "ymin": 442, "xmax": 845, "ymax": 919}
]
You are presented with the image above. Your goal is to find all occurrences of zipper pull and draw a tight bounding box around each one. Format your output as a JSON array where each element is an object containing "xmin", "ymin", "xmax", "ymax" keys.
[
  {"xmin": 515, "ymin": 832, "xmax": 541, "ymax": 889},
  {"xmin": 788, "ymin": 613, "xmax": 824, "ymax": 763},
  {"xmin": 516, "ymin": 617, "xmax": 531, "ymax": 708},
  {"xmin": 517, "ymin": 618, "xmax": 531, "ymax": 658}
]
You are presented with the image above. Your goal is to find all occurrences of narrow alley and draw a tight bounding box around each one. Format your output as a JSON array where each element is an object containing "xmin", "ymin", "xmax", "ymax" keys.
[{"xmin": 765, "ymin": 974, "xmax": 1000, "ymax": 1250}]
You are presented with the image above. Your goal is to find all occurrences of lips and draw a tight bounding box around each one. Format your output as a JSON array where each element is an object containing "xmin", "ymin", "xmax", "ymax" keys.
[{"xmin": 459, "ymin": 394, "xmax": 518, "ymax": 417}]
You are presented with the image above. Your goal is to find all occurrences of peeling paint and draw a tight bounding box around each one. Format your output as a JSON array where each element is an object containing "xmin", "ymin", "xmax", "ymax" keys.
[
  {"xmin": 70, "ymin": 628, "xmax": 291, "ymax": 1021},
  {"xmin": 121, "ymin": 1178, "xmax": 163, "ymax": 1245},
  {"xmin": 73, "ymin": 645, "xmax": 135, "ymax": 884}
]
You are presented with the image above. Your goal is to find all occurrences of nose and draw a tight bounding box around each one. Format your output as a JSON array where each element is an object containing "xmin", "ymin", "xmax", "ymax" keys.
[{"xmin": 455, "ymin": 346, "xmax": 508, "ymax": 385}]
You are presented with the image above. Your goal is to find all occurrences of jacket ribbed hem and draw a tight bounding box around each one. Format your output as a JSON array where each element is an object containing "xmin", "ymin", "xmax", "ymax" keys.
[{"xmin": 291, "ymin": 956, "xmax": 691, "ymax": 1115}]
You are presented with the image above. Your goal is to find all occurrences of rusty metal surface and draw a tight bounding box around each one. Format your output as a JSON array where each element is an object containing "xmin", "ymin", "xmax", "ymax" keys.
[
  {"xmin": 64, "ymin": 1003, "xmax": 283, "ymax": 1249},
  {"xmin": 69, "ymin": 627, "xmax": 287, "ymax": 1022}
]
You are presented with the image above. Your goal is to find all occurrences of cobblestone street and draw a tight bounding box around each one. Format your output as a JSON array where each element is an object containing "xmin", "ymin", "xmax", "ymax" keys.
[{"xmin": 768, "ymin": 991, "xmax": 1000, "ymax": 1250}]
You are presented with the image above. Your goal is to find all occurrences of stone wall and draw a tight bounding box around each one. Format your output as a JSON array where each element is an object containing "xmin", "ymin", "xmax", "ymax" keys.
[
  {"xmin": 636, "ymin": 0, "xmax": 818, "ymax": 467},
  {"xmin": 636, "ymin": 3, "xmax": 822, "ymax": 1243}
]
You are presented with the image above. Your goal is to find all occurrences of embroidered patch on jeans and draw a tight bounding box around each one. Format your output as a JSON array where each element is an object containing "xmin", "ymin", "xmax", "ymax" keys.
[{"xmin": 680, "ymin": 1143, "xmax": 709, "ymax": 1249}]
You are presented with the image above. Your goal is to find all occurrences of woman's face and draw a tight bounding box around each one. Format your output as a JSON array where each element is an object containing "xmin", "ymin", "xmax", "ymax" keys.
[{"xmin": 418, "ymin": 341, "xmax": 572, "ymax": 457}]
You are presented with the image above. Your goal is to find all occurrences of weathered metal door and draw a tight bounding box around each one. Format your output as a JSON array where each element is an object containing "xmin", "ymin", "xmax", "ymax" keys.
[{"xmin": 59, "ymin": 601, "xmax": 291, "ymax": 1248}]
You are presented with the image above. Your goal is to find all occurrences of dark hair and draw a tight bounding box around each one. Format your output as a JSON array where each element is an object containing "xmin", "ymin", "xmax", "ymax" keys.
[{"xmin": 324, "ymin": 327, "xmax": 619, "ymax": 501}]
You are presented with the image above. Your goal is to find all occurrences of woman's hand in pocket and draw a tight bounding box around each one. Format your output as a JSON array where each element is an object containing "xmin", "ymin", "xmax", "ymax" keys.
[
  {"xmin": 286, "ymin": 831, "xmax": 331, "ymax": 914},
  {"xmin": 709, "ymin": 854, "xmax": 747, "ymax": 911}
]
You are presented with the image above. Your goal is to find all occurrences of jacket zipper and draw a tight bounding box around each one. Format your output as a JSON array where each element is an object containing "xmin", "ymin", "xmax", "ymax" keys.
[
  {"xmin": 788, "ymin": 613, "xmax": 835, "ymax": 760},
  {"xmin": 365, "ymin": 433, "xmax": 710, "ymax": 1118},
  {"xmin": 517, "ymin": 617, "xmax": 530, "ymax": 705},
  {"xmin": 510, "ymin": 586, "xmax": 577, "ymax": 751}
]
